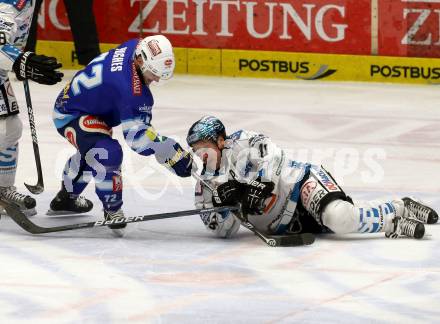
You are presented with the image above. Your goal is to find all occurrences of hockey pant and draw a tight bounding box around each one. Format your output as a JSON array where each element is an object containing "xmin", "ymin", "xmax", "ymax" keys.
[
  {"xmin": 299, "ymin": 166, "xmax": 398, "ymax": 234},
  {"xmin": 56, "ymin": 115, "xmax": 123, "ymax": 211}
]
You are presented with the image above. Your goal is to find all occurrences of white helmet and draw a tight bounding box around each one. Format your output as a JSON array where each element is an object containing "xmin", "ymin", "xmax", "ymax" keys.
[{"xmin": 135, "ymin": 35, "xmax": 175, "ymax": 80}]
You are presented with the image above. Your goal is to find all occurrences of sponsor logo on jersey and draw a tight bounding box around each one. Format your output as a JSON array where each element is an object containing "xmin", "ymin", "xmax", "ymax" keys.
[
  {"xmin": 300, "ymin": 180, "xmax": 317, "ymax": 205},
  {"xmin": 147, "ymin": 40, "xmax": 162, "ymax": 57},
  {"xmin": 62, "ymin": 82, "xmax": 71, "ymax": 100},
  {"xmin": 79, "ymin": 115, "xmax": 112, "ymax": 136},
  {"xmin": 64, "ymin": 127, "xmax": 78, "ymax": 149},
  {"xmin": 15, "ymin": 0, "xmax": 27, "ymax": 10},
  {"xmin": 131, "ymin": 63, "xmax": 142, "ymax": 96},
  {"xmin": 308, "ymin": 189, "xmax": 326, "ymax": 221},
  {"xmin": 138, "ymin": 104, "xmax": 152, "ymax": 113},
  {"xmin": 112, "ymin": 175, "xmax": 123, "ymax": 192},
  {"xmin": 164, "ymin": 59, "xmax": 173, "ymax": 67},
  {"xmin": 317, "ymin": 170, "xmax": 339, "ymax": 191}
]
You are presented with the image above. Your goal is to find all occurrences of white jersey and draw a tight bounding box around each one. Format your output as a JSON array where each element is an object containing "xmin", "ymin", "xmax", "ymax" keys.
[
  {"xmin": 195, "ymin": 130, "xmax": 313, "ymax": 236},
  {"xmin": 0, "ymin": 0, "xmax": 35, "ymax": 75},
  {"xmin": 0, "ymin": 0, "xmax": 34, "ymax": 117}
]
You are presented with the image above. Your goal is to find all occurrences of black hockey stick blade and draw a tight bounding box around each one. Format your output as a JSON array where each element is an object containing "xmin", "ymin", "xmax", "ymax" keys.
[
  {"xmin": 24, "ymin": 144, "xmax": 44, "ymax": 194},
  {"xmin": 240, "ymin": 220, "xmax": 315, "ymax": 247},
  {"xmin": 24, "ymin": 143, "xmax": 44, "ymax": 194},
  {"xmin": 276, "ymin": 232, "xmax": 315, "ymax": 246},
  {"xmin": 23, "ymin": 80, "xmax": 44, "ymax": 194},
  {"xmin": 0, "ymin": 200, "xmax": 238, "ymax": 235},
  {"xmin": 24, "ymin": 183, "xmax": 44, "ymax": 195}
]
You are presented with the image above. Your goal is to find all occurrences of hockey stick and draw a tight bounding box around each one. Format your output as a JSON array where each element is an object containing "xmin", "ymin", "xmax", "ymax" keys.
[
  {"xmin": 191, "ymin": 170, "xmax": 314, "ymax": 247},
  {"xmin": 23, "ymin": 80, "xmax": 44, "ymax": 194},
  {"xmin": 0, "ymin": 199, "xmax": 238, "ymax": 235}
]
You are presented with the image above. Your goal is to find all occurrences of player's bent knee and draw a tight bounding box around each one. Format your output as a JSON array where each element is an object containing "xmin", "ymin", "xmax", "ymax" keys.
[
  {"xmin": 88, "ymin": 139, "xmax": 123, "ymax": 167},
  {"xmin": 322, "ymin": 200, "xmax": 358, "ymax": 234},
  {"xmin": 0, "ymin": 116, "xmax": 23, "ymax": 150}
]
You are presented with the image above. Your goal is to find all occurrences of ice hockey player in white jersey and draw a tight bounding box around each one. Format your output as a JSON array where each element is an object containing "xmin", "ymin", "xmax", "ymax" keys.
[
  {"xmin": 0, "ymin": 0, "xmax": 63, "ymax": 215},
  {"xmin": 187, "ymin": 116, "xmax": 438, "ymax": 240}
]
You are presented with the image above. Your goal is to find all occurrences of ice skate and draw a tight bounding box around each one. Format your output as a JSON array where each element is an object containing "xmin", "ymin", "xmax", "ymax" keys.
[
  {"xmin": 386, "ymin": 216, "xmax": 425, "ymax": 239},
  {"xmin": 48, "ymin": 187, "xmax": 93, "ymax": 215},
  {"xmin": 0, "ymin": 186, "xmax": 36, "ymax": 217},
  {"xmin": 104, "ymin": 209, "xmax": 126, "ymax": 237},
  {"xmin": 402, "ymin": 197, "xmax": 438, "ymax": 224}
]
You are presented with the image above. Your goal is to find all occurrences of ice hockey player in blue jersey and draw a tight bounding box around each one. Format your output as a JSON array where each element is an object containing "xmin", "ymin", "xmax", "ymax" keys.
[
  {"xmin": 187, "ymin": 116, "xmax": 438, "ymax": 240},
  {"xmin": 0, "ymin": 0, "xmax": 63, "ymax": 216},
  {"xmin": 50, "ymin": 35, "xmax": 193, "ymax": 236}
]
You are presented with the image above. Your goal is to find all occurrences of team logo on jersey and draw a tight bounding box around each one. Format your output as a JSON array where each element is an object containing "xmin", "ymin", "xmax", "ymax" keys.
[
  {"xmin": 112, "ymin": 175, "xmax": 123, "ymax": 192},
  {"xmin": 64, "ymin": 127, "xmax": 79, "ymax": 149},
  {"xmin": 147, "ymin": 40, "xmax": 162, "ymax": 57},
  {"xmin": 131, "ymin": 63, "xmax": 142, "ymax": 96},
  {"xmin": 79, "ymin": 115, "xmax": 112, "ymax": 136}
]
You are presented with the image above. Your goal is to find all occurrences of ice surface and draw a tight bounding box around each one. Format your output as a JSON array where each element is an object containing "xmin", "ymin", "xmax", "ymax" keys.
[{"xmin": 1, "ymin": 73, "xmax": 439, "ymax": 323}]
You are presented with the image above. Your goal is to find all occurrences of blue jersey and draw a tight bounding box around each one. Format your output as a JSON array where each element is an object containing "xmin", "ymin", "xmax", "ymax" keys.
[
  {"xmin": 53, "ymin": 39, "xmax": 180, "ymax": 159},
  {"xmin": 54, "ymin": 39, "xmax": 152, "ymax": 128}
]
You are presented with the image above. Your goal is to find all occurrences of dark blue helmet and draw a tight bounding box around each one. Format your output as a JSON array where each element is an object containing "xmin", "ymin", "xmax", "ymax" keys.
[{"xmin": 187, "ymin": 116, "xmax": 226, "ymax": 146}]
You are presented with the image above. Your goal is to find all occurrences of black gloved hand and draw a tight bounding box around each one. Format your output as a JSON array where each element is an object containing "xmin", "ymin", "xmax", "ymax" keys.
[
  {"xmin": 242, "ymin": 177, "xmax": 275, "ymax": 215},
  {"xmin": 166, "ymin": 143, "xmax": 193, "ymax": 178},
  {"xmin": 212, "ymin": 180, "xmax": 243, "ymax": 207},
  {"xmin": 13, "ymin": 51, "xmax": 63, "ymax": 85}
]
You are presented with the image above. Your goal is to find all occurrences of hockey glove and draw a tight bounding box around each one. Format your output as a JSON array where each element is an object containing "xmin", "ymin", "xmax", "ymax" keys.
[
  {"xmin": 13, "ymin": 52, "xmax": 63, "ymax": 85},
  {"xmin": 242, "ymin": 177, "xmax": 275, "ymax": 215},
  {"xmin": 165, "ymin": 143, "xmax": 194, "ymax": 178},
  {"xmin": 212, "ymin": 180, "xmax": 243, "ymax": 207}
]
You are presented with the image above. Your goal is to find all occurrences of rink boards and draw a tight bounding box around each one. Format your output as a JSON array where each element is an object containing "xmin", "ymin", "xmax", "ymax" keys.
[{"xmin": 37, "ymin": 40, "xmax": 440, "ymax": 85}]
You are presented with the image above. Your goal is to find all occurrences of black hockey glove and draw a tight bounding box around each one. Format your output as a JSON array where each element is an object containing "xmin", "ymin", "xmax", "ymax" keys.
[
  {"xmin": 13, "ymin": 52, "xmax": 63, "ymax": 85},
  {"xmin": 212, "ymin": 180, "xmax": 243, "ymax": 207},
  {"xmin": 166, "ymin": 143, "xmax": 194, "ymax": 178},
  {"xmin": 241, "ymin": 177, "xmax": 275, "ymax": 215}
]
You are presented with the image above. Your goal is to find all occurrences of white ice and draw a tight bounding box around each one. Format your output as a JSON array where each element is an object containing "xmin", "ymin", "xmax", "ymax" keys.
[{"xmin": 1, "ymin": 72, "xmax": 439, "ymax": 323}]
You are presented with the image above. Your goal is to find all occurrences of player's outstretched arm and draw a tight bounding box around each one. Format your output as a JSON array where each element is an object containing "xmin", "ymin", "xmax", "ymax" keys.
[{"xmin": 122, "ymin": 120, "xmax": 193, "ymax": 177}]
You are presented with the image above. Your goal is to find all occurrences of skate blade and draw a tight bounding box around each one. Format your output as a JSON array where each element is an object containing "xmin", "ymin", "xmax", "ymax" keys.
[{"xmin": 46, "ymin": 209, "xmax": 92, "ymax": 216}]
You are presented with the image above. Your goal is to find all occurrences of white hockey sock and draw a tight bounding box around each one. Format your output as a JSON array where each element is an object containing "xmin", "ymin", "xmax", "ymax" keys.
[
  {"xmin": 0, "ymin": 144, "xmax": 19, "ymax": 187},
  {"xmin": 322, "ymin": 199, "xmax": 400, "ymax": 234}
]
